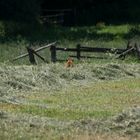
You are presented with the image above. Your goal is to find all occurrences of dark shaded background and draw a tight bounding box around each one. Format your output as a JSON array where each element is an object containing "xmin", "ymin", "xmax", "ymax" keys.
[{"xmin": 0, "ymin": 0, "xmax": 140, "ymax": 25}]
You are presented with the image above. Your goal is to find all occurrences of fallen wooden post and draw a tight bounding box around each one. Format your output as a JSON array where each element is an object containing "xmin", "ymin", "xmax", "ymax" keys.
[
  {"xmin": 12, "ymin": 42, "xmax": 57, "ymax": 61},
  {"xmin": 28, "ymin": 47, "xmax": 47, "ymax": 62},
  {"xmin": 116, "ymin": 47, "xmax": 135, "ymax": 59}
]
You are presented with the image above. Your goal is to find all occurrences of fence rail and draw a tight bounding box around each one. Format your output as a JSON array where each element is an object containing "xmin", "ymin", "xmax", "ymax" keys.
[
  {"xmin": 80, "ymin": 46, "xmax": 126, "ymax": 53},
  {"xmin": 12, "ymin": 42, "xmax": 57, "ymax": 61}
]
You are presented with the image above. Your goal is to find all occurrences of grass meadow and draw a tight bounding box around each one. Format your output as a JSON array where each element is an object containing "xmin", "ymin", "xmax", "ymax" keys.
[{"xmin": 0, "ymin": 24, "xmax": 140, "ymax": 139}]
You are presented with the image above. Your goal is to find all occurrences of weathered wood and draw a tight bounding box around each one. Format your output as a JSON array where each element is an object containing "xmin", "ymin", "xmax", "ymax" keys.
[
  {"xmin": 70, "ymin": 55, "xmax": 107, "ymax": 59},
  {"xmin": 50, "ymin": 45, "xmax": 56, "ymax": 62},
  {"xmin": 13, "ymin": 52, "xmax": 29, "ymax": 61},
  {"xmin": 116, "ymin": 47, "xmax": 135, "ymax": 59},
  {"xmin": 56, "ymin": 45, "xmax": 127, "ymax": 61},
  {"xmin": 135, "ymin": 44, "xmax": 140, "ymax": 59},
  {"xmin": 26, "ymin": 47, "xmax": 37, "ymax": 65},
  {"xmin": 76, "ymin": 44, "xmax": 81, "ymax": 60},
  {"xmin": 55, "ymin": 46, "xmax": 125, "ymax": 55},
  {"xmin": 30, "ymin": 48, "xmax": 46, "ymax": 62},
  {"xmin": 12, "ymin": 42, "xmax": 57, "ymax": 61},
  {"xmin": 13, "ymin": 41, "xmax": 137, "ymax": 63},
  {"xmin": 127, "ymin": 41, "xmax": 133, "ymax": 49},
  {"xmin": 35, "ymin": 42, "xmax": 57, "ymax": 52},
  {"xmin": 80, "ymin": 46, "xmax": 125, "ymax": 53},
  {"xmin": 56, "ymin": 47, "xmax": 77, "ymax": 52}
]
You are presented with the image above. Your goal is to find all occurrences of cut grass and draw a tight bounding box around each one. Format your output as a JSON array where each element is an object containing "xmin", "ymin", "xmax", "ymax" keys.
[
  {"xmin": 1, "ymin": 78, "xmax": 140, "ymax": 121},
  {"xmin": 0, "ymin": 77, "xmax": 140, "ymax": 139}
]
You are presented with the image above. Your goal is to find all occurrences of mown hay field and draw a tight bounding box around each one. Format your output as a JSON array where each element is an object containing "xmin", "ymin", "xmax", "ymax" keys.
[
  {"xmin": 0, "ymin": 63, "xmax": 140, "ymax": 140},
  {"xmin": 0, "ymin": 24, "xmax": 140, "ymax": 139}
]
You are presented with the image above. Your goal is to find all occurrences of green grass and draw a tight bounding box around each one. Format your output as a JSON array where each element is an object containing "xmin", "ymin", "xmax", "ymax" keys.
[
  {"xmin": 0, "ymin": 24, "xmax": 140, "ymax": 64},
  {"xmin": 24, "ymin": 77, "xmax": 139, "ymax": 119},
  {"xmin": 0, "ymin": 77, "xmax": 140, "ymax": 139},
  {"xmin": 1, "ymin": 78, "xmax": 140, "ymax": 121}
]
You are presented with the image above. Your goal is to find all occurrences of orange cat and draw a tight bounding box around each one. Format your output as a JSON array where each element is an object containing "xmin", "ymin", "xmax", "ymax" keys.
[{"xmin": 65, "ymin": 57, "xmax": 74, "ymax": 68}]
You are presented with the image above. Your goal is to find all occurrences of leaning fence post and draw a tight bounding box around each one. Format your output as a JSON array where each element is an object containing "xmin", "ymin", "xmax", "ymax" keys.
[
  {"xmin": 135, "ymin": 43, "xmax": 140, "ymax": 59},
  {"xmin": 50, "ymin": 45, "xmax": 56, "ymax": 62},
  {"xmin": 76, "ymin": 44, "xmax": 81, "ymax": 60},
  {"xmin": 127, "ymin": 41, "xmax": 132, "ymax": 49}
]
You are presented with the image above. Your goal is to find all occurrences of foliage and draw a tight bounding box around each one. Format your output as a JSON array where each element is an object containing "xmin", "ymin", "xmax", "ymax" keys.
[
  {"xmin": 0, "ymin": 0, "xmax": 41, "ymax": 22},
  {"xmin": 42, "ymin": 0, "xmax": 140, "ymax": 25},
  {"xmin": 0, "ymin": 0, "xmax": 42, "ymax": 37},
  {"xmin": 0, "ymin": 0, "xmax": 140, "ymax": 28}
]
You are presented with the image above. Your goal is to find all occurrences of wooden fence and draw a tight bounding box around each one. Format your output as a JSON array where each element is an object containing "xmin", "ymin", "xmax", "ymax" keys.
[{"xmin": 12, "ymin": 41, "xmax": 140, "ymax": 64}]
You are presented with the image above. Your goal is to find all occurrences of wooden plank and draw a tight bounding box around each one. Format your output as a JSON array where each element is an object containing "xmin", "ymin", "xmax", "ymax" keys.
[
  {"xmin": 81, "ymin": 47, "xmax": 111, "ymax": 52},
  {"xmin": 33, "ymin": 42, "xmax": 57, "ymax": 52},
  {"xmin": 50, "ymin": 45, "xmax": 57, "ymax": 62},
  {"xmin": 12, "ymin": 42, "xmax": 57, "ymax": 61},
  {"xmin": 116, "ymin": 47, "xmax": 135, "ymax": 59},
  {"xmin": 56, "ymin": 46, "xmax": 125, "ymax": 54},
  {"xmin": 31, "ymin": 48, "xmax": 46, "ymax": 62},
  {"xmin": 80, "ymin": 46, "xmax": 125, "ymax": 53},
  {"xmin": 57, "ymin": 47, "xmax": 125, "ymax": 54},
  {"xmin": 56, "ymin": 47, "xmax": 77, "ymax": 52},
  {"xmin": 135, "ymin": 44, "xmax": 140, "ymax": 59},
  {"xmin": 70, "ymin": 55, "xmax": 106, "ymax": 59},
  {"xmin": 12, "ymin": 52, "xmax": 29, "ymax": 61}
]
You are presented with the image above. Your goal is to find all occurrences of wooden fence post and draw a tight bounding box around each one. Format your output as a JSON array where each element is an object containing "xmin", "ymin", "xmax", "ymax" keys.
[
  {"xmin": 76, "ymin": 44, "xmax": 81, "ymax": 60},
  {"xmin": 50, "ymin": 45, "xmax": 56, "ymax": 62},
  {"xmin": 26, "ymin": 47, "xmax": 37, "ymax": 65},
  {"xmin": 135, "ymin": 43, "xmax": 140, "ymax": 59},
  {"xmin": 127, "ymin": 41, "xmax": 132, "ymax": 49}
]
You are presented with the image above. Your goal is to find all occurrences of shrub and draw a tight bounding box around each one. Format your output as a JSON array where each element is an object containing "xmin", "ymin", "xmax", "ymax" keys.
[{"xmin": 0, "ymin": 20, "xmax": 43, "ymax": 38}]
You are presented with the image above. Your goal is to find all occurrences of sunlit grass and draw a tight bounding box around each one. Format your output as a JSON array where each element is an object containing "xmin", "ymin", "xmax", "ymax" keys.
[
  {"xmin": 96, "ymin": 25, "xmax": 130, "ymax": 35},
  {"xmin": 1, "ymin": 78, "xmax": 140, "ymax": 121},
  {"xmin": 0, "ymin": 77, "xmax": 140, "ymax": 139}
]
